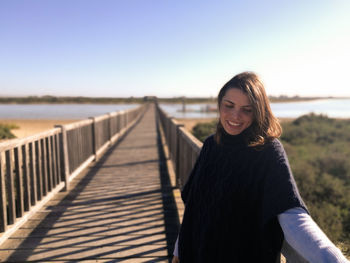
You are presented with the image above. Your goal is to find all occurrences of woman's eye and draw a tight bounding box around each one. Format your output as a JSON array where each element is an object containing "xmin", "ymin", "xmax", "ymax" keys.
[
  {"xmin": 243, "ymin": 108, "xmax": 252, "ymax": 113},
  {"xmin": 224, "ymin": 104, "xmax": 233, "ymax": 109}
]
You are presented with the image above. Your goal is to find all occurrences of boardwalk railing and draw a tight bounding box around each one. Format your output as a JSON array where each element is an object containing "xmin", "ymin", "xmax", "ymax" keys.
[
  {"xmin": 0, "ymin": 104, "xmax": 147, "ymax": 244},
  {"xmin": 156, "ymin": 103, "xmax": 202, "ymax": 189},
  {"xmin": 155, "ymin": 103, "xmax": 308, "ymax": 263}
]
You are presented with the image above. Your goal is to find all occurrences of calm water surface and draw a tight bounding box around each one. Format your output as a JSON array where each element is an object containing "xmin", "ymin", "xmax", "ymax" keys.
[
  {"xmin": 0, "ymin": 104, "xmax": 139, "ymax": 119},
  {"xmin": 160, "ymin": 99, "xmax": 350, "ymax": 119},
  {"xmin": 0, "ymin": 99, "xmax": 349, "ymax": 120}
]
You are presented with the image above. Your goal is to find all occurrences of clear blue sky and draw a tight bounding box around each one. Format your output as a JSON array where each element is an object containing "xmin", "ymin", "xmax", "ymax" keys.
[{"xmin": 1, "ymin": 0, "xmax": 349, "ymax": 97}]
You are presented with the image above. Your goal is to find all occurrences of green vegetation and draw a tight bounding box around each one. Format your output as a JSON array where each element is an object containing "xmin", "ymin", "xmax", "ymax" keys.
[
  {"xmin": 281, "ymin": 114, "xmax": 350, "ymax": 246},
  {"xmin": 192, "ymin": 120, "xmax": 217, "ymax": 142},
  {"xmin": 192, "ymin": 114, "xmax": 350, "ymax": 252},
  {"xmin": 0, "ymin": 123, "xmax": 18, "ymax": 139}
]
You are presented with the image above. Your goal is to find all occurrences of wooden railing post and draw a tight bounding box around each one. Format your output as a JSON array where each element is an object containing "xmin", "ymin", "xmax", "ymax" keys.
[
  {"xmin": 22, "ymin": 144, "xmax": 31, "ymax": 212},
  {"xmin": 89, "ymin": 117, "xmax": 97, "ymax": 160},
  {"xmin": 35, "ymin": 140, "xmax": 43, "ymax": 200},
  {"xmin": 0, "ymin": 152, "xmax": 7, "ymax": 232},
  {"xmin": 108, "ymin": 113, "xmax": 113, "ymax": 143},
  {"xmin": 55, "ymin": 125, "xmax": 70, "ymax": 191},
  {"xmin": 28, "ymin": 142, "xmax": 37, "ymax": 205},
  {"xmin": 5, "ymin": 150, "xmax": 16, "ymax": 225},
  {"xmin": 175, "ymin": 124, "xmax": 184, "ymax": 188},
  {"xmin": 41, "ymin": 138, "xmax": 48, "ymax": 196},
  {"xmin": 14, "ymin": 147, "xmax": 24, "ymax": 218}
]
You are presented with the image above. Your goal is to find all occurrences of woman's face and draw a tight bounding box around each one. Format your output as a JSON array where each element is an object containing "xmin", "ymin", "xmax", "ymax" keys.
[{"xmin": 219, "ymin": 88, "xmax": 254, "ymax": 135}]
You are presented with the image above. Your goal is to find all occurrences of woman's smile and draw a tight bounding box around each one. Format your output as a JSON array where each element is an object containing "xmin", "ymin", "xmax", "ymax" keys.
[{"xmin": 219, "ymin": 88, "xmax": 253, "ymax": 135}]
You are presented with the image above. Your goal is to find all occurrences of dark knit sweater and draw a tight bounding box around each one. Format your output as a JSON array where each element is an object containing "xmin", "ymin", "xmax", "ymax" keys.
[{"xmin": 178, "ymin": 131, "xmax": 308, "ymax": 263}]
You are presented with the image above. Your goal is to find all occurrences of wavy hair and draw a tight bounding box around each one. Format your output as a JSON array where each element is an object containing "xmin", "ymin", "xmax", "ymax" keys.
[{"xmin": 215, "ymin": 72, "xmax": 282, "ymax": 147}]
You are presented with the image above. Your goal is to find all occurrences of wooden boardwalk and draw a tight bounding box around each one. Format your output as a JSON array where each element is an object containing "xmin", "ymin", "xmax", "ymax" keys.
[{"xmin": 0, "ymin": 105, "xmax": 180, "ymax": 262}]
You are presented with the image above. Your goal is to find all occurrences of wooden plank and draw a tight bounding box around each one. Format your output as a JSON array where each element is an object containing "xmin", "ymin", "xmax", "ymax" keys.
[
  {"xmin": 178, "ymin": 126, "xmax": 202, "ymax": 153},
  {"xmin": 63, "ymin": 118, "xmax": 93, "ymax": 132},
  {"xmin": 71, "ymin": 128, "xmax": 78, "ymax": 172},
  {"xmin": 94, "ymin": 113, "xmax": 109, "ymax": 122},
  {"xmin": 21, "ymin": 144, "xmax": 31, "ymax": 212},
  {"xmin": 55, "ymin": 125, "xmax": 69, "ymax": 191},
  {"xmin": 54, "ymin": 134, "xmax": 61, "ymax": 184},
  {"xmin": 41, "ymin": 138, "xmax": 48, "ymax": 197},
  {"xmin": 5, "ymin": 150, "xmax": 16, "ymax": 225},
  {"xmin": 14, "ymin": 147, "xmax": 24, "ymax": 217},
  {"xmin": 0, "ymin": 152, "xmax": 7, "ymax": 232},
  {"xmin": 46, "ymin": 137, "xmax": 53, "ymax": 192},
  {"xmin": 35, "ymin": 140, "xmax": 43, "ymax": 201},
  {"xmin": 90, "ymin": 117, "xmax": 97, "ymax": 158},
  {"xmin": 29, "ymin": 142, "xmax": 37, "ymax": 206},
  {"xmin": 78, "ymin": 127, "xmax": 83, "ymax": 166},
  {"xmin": 175, "ymin": 125, "xmax": 183, "ymax": 185},
  {"xmin": 51, "ymin": 135, "xmax": 57, "ymax": 188}
]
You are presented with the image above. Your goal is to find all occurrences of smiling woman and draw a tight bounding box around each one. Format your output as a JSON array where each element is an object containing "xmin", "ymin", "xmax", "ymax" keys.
[{"xmin": 172, "ymin": 72, "xmax": 349, "ymax": 263}]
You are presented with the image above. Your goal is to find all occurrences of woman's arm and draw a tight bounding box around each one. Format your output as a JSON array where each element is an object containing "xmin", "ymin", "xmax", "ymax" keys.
[
  {"xmin": 172, "ymin": 235, "xmax": 179, "ymax": 263},
  {"xmin": 278, "ymin": 207, "xmax": 349, "ymax": 263},
  {"xmin": 173, "ymin": 235, "xmax": 179, "ymax": 257}
]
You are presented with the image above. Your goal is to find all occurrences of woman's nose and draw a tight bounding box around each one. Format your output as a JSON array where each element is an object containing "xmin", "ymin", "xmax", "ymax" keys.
[{"xmin": 231, "ymin": 108, "xmax": 240, "ymax": 119}]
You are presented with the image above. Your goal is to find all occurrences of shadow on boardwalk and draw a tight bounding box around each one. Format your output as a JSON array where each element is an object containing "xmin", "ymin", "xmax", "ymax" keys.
[{"xmin": 0, "ymin": 106, "xmax": 180, "ymax": 263}]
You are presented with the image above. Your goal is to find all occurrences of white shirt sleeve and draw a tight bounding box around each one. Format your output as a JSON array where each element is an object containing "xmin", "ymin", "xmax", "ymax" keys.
[
  {"xmin": 278, "ymin": 207, "xmax": 349, "ymax": 263},
  {"xmin": 173, "ymin": 235, "xmax": 179, "ymax": 257}
]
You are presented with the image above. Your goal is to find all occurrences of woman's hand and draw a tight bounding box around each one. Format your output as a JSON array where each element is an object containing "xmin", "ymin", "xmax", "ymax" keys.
[{"xmin": 172, "ymin": 255, "xmax": 179, "ymax": 263}]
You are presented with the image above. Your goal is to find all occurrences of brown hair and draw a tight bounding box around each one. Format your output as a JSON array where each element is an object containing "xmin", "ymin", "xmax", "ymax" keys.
[{"xmin": 215, "ymin": 72, "xmax": 282, "ymax": 147}]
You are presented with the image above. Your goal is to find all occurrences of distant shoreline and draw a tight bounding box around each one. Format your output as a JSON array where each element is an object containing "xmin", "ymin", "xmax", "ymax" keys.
[{"xmin": 0, "ymin": 96, "xmax": 348, "ymax": 104}]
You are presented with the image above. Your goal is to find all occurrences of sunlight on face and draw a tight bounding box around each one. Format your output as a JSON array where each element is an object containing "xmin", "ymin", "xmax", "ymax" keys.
[{"xmin": 219, "ymin": 88, "xmax": 254, "ymax": 135}]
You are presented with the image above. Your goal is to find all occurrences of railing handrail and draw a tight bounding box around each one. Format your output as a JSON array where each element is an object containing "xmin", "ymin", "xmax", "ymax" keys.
[
  {"xmin": 62, "ymin": 118, "xmax": 94, "ymax": 131},
  {"xmin": 0, "ymin": 128, "xmax": 61, "ymax": 152},
  {"xmin": 156, "ymin": 103, "xmax": 202, "ymax": 188}
]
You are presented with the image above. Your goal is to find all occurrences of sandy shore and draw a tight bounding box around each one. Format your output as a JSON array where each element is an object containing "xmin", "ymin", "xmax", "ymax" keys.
[{"xmin": 0, "ymin": 119, "xmax": 79, "ymax": 139}]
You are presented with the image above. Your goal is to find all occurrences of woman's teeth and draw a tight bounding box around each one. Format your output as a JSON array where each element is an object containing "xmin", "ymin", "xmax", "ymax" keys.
[{"xmin": 228, "ymin": 121, "xmax": 240, "ymax": 127}]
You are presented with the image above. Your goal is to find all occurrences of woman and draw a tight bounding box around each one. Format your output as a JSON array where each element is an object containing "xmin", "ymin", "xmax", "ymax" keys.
[{"xmin": 172, "ymin": 72, "xmax": 349, "ymax": 262}]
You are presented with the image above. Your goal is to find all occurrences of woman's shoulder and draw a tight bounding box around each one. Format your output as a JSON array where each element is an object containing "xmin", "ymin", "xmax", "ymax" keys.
[
  {"xmin": 201, "ymin": 134, "xmax": 215, "ymax": 152},
  {"xmin": 203, "ymin": 134, "xmax": 215, "ymax": 145},
  {"xmin": 261, "ymin": 138, "xmax": 286, "ymax": 159}
]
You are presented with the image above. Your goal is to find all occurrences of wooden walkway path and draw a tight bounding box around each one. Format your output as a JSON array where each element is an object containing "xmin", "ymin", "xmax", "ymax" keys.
[{"xmin": 0, "ymin": 105, "xmax": 180, "ymax": 262}]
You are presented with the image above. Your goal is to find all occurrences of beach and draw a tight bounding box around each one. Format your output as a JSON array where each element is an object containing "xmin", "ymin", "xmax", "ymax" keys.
[{"xmin": 0, "ymin": 119, "xmax": 78, "ymax": 139}]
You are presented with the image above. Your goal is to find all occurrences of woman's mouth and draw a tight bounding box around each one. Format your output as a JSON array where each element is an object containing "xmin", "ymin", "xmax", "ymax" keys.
[{"xmin": 227, "ymin": 120, "xmax": 241, "ymax": 127}]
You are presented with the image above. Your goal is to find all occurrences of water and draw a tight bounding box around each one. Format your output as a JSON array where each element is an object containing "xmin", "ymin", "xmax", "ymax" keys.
[
  {"xmin": 0, "ymin": 99, "xmax": 349, "ymax": 120},
  {"xmin": 160, "ymin": 99, "xmax": 350, "ymax": 119},
  {"xmin": 0, "ymin": 104, "xmax": 140, "ymax": 119},
  {"xmin": 271, "ymin": 99, "xmax": 350, "ymax": 118}
]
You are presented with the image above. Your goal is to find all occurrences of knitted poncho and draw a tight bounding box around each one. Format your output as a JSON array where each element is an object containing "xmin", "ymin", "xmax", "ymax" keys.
[{"xmin": 178, "ymin": 131, "xmax": 307, "ymax": 262}]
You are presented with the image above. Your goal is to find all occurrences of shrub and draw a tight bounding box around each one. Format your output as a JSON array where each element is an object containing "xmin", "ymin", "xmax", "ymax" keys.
[
  {"xmin": 192, "ymin": 120, "xmax": 217, "ymax": 142},
  {"xmin": 0, "ymin": 123, "xmax": 18, "ymax": 139}
]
